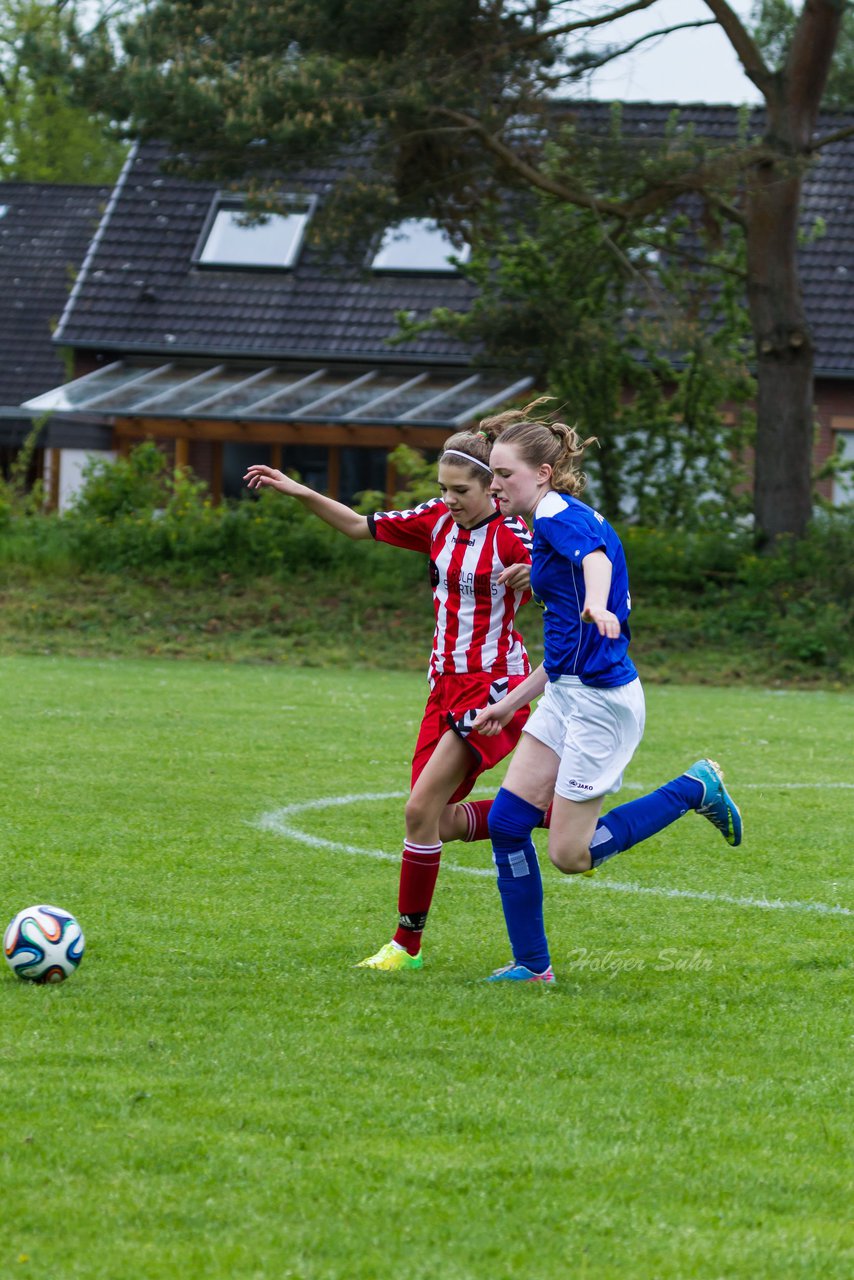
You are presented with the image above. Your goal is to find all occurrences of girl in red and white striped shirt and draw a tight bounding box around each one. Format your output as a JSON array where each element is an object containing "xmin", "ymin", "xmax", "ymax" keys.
[{"xmin": 245, "ymin": 431, "xmax": 534, "ymax": 971}]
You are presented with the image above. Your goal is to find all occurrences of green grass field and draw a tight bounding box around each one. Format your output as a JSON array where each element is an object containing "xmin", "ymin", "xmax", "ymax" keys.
[{"xmin": 0, "ymin": 656, "xmax": 851, "ymax": 1279}]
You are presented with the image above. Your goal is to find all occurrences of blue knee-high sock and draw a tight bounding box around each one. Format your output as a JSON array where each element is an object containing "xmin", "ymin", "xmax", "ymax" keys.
[
  {"xmin": 589, "ymin": 774, "xmax": 704, "ymax": 868},
  {"xmin": 488, "ymin": 787, "xmax": 550, "ymax": 972}
]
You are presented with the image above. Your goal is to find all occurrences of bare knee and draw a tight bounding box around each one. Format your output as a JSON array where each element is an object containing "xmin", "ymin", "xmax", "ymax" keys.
[
  {"xmin": 404, "ymin": 792, "xmax": 445, "ymax": 842},
  {"xmin": 404, "ymin": 793, "xmax": 427, "ymax": 831},
  {"xmin": 546, "ymin": 796, "xmax": 602, "ymax": 875},
  {"xmin": 548, "ymin": 842, "xmax": 593, "ymax": 876}
]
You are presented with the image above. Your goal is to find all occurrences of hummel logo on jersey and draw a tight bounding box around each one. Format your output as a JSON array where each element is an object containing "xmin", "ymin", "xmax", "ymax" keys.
[{"xmin": 450, "ymin": 678, "xmax": 509, "ymax": 738}]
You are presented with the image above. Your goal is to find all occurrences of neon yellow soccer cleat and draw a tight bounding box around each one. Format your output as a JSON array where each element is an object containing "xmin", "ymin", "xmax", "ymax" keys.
[{"xmin": 356, "ymin": 941, "xmax": 424, "ymax": 971}]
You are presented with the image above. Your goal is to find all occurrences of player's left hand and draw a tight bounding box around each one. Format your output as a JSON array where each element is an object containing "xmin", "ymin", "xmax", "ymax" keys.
[
  {"xmin": 497, "ymin": 563, "xmax": 531, "ymax": 592},
  {"xmin": 581, "ymin": 605, "xmax": 621, "ymax": 639}
]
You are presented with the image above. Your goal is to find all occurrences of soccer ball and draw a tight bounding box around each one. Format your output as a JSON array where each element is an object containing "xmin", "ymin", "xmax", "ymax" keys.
[{"xmin": 4, "ymin": 904, "xmax": 85, "ymax": 984}]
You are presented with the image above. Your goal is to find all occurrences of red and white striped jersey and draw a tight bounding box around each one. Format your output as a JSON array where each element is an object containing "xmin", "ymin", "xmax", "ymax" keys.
[{"xmin": 368, "ymin": 497, "xmax": 532, "ymax": 684}]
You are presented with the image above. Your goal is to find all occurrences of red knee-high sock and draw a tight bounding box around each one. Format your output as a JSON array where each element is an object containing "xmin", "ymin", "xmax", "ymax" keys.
[
  {"xmin": 458, "ymin": 798, "xmax": 550, "ymax": 839},
  {"xmin": 459, "ymin": 799, "xmax": 493, "ymax": 842},
  {"xmin": 393, "ymin": 840, "xmax": 442, "ymax": 955}
]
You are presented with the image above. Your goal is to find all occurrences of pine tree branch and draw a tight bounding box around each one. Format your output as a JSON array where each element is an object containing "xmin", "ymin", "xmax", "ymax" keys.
[
  {"xmin": 705, "ymin": 192, "xmax": 747, "ymax": 229},
  {"xmin": 513, "ymin": 0, "xmax": 663, "ymax": 50},
  {"xmin": 565, "ymin": 20, "xmax": 717, "ymax": 76},
  {"xmin": 433, "ymin": 105, "xmax": 631, "ymax": 216},
  {"xmin": 634, "ymin": 234, "xmax": 747, "ymax": 279},
  {"xmin": 811, "ymin": 121, "xmax": 854, "ymax": 151},
  {"xmin": 433, "ymin": 105, "xmax": 767, "ymax": 224}
]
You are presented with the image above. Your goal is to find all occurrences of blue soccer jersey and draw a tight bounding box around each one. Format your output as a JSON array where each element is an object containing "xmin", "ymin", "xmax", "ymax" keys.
[{"xmin": 530, "ymin": 491, "xmax": 637, "ymax": 688}]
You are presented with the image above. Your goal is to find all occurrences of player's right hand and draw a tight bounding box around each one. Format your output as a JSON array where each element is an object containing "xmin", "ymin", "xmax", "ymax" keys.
[
  {"xmin": 497, "ymin": 563, "xmax": 531, "ymax": 593},
  {"xmin": 243, "ymin": 464, "xmax": 298, "ymax": 495},
  {"xmin": 472, "ymin": 705, "xmax": 507, "ymax": 737}
]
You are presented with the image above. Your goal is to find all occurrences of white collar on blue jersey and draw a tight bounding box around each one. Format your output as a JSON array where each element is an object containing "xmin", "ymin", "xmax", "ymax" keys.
[{"xmin": 534, "ymin": 491, "xmax": 569, "ymax": 519}]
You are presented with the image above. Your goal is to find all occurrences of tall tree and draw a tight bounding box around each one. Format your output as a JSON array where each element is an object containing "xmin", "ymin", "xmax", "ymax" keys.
[
  {"xmin": 751, "ymin": 0, "xmax": 854, "ymax": 107},
  {"xmin": 398, "ymin": 182, "xmax": 756, "ymax": 528},
  {"xmin": 0, "ymin": 0, "xmax": 127, "ymax": 183},
  {"xmin": 87, "ymin": 0, "xmax": 851, "ymax": 545}
]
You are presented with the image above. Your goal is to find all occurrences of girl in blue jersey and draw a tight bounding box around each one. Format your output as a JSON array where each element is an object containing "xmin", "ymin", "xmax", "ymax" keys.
[{"xmin": 472, "ymin": 401, "xmax": 743, "ymax": 982}]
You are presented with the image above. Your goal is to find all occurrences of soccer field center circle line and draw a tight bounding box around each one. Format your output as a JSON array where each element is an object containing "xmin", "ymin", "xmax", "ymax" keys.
[{"xmin": 258, "ymin": 788, "xmax": 854, "ymax": 919}]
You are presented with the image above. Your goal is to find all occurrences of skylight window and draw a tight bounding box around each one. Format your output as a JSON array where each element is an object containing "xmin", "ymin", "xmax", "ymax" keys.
[
  {"xmin": 371, "ymin": 218, "xmax": 470, "ymax": 273},
  {"xmin": 194, "ymin": 194, "xmax": 315, "ymax": 270},
  {"xmin": 0, "ymin": 205, "xmax": 8, "ymax": 219}
]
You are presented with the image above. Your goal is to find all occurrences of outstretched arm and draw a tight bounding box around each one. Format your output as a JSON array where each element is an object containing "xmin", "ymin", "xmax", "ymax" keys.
[{"xmin": 243, "ymin": 465, "xmax": 371, "ymax": 540}]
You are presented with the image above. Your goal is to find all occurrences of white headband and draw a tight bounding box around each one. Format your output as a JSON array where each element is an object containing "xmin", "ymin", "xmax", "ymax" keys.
[{"xmin": 441, "ymin": 448, "xmax": 493, "ymax": 474}]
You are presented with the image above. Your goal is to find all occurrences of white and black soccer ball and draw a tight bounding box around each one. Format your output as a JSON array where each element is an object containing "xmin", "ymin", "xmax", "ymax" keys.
[{"xmin": 4, "ymin": 904, "xmax": 85, "ymax": 984}]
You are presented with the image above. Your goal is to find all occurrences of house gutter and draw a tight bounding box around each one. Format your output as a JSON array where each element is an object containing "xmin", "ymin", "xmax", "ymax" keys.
[{"xmin": 50, "ymin": 339, "xmax": 477, "ymax": 369}]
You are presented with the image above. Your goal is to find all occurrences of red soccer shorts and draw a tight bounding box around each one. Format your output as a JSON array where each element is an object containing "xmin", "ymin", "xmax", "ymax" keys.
[{"xmin": 410, "ymin": 670, "xmax": 531, "ymax": 805}]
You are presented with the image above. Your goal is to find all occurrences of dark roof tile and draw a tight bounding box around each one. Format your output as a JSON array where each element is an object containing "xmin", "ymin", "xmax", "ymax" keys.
[{"xmin": 0, "ymin": 182, "xmax": 110, "ymax": 406}]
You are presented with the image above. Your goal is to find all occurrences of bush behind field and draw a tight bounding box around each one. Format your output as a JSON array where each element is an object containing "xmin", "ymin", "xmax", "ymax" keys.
[{"xmin": 0, "ymin": 443, "xmax": 851, "ymax": 682}]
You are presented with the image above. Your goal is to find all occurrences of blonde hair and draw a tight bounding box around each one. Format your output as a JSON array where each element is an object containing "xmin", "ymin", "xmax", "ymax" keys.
[
  {"xmin": 479, "ymin": 397, "xmax": 597, "ymax": 497},
  {"xmin": 438, "ymin": 429, "xmax": 493, "ymax": 485}
]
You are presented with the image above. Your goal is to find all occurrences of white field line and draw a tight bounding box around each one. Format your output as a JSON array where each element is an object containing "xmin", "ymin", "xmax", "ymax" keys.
[{"xmin": 257, "ymin": 789, "xmax": 854, "ymax": 920}]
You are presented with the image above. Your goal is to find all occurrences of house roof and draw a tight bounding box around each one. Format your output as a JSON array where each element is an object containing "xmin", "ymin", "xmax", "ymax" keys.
[
  {"xmin": 54, "ymin": 143, "xmax": 477, "ymax": 367},
  {"xmin": 50, "ymin": 102, "xmax": 854, "ymax": 379},
  {"xmin": 0, "ymin": 182, "xmax": 110, "ymax": 410}
]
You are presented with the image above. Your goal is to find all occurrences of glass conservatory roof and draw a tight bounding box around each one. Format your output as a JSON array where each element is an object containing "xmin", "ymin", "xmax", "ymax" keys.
[{"xmin": 24, "ymin": 360, "xmax": 533, "ymax": 429}]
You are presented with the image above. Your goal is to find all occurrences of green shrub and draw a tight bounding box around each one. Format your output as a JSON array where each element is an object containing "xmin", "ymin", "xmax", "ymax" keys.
[
  {"xmin": 618, "ymin": 513, "xmax": 853, "ymax": 677},
  {"xmin": 57, "ymin": 445, "xmax": 427, "ymax": 589},
  {"xmin": 730, "ymin": 511, "xmax": 854, "ymax": 671},
  {"xmin": 71, "ymin": 440, "xmax": 170, "ymax": 519},
  {"xmin": 0, "ymin": 420, "xmax": 48, "ymax": 531},
  {"xmin": 0, "ymin": 509, "xmax": 71, "ymax": 572},
  {"xmin": 620, "ymin": 525, "xmax": 748, "ymax": 598},
  {"xmin": 0, "ymin": 445, "xmax": 851, "ymax": 681}
]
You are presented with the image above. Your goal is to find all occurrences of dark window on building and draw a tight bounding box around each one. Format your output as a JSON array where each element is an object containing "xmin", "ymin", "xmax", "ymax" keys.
[
  {"xmin": 339, "ymin": 447, "xmax": 389, "ymax": 504},
  {"xmin": 279, "ymin": 446, "xmax": 329, "ymax": 494},
  {"xmin": 222, "ymin": 442, "xmax": 271, "ymax": 499}
]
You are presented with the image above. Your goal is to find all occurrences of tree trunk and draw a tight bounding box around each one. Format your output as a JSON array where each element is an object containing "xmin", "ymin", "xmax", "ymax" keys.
[
  {"xmin": 745, "ymin": 151, "xmax": 815, "ymax": 549},
  {"xmin": 739, "ymin": 0, "xmax": 846, "ymax": 548}
]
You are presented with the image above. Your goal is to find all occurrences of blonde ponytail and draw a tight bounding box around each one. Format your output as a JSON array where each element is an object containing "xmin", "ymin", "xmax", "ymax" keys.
[{"xmin": 479, "ymin": 398, "xmax": 597, "ymax": 497}]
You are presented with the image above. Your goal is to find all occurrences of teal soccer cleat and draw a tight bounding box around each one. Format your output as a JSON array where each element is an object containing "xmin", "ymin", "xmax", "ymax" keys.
[
  {"xmin": 686, "ymin": 758, "xmax": 743, "ymax": 847},
  {"xmin": 487, "ymin": 961, "xmax": 555, "ymax": 983}
]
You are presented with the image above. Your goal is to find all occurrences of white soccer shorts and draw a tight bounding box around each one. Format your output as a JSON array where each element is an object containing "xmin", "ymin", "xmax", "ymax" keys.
[{"xmin": 523, "ymin": 675, "xmax": 646, "ymax": 802}]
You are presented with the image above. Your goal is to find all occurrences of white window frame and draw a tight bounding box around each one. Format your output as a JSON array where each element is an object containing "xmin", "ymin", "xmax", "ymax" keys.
[{"xmin": 193, "ymin": 193, "xmax": 316, "ymax": 270}]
